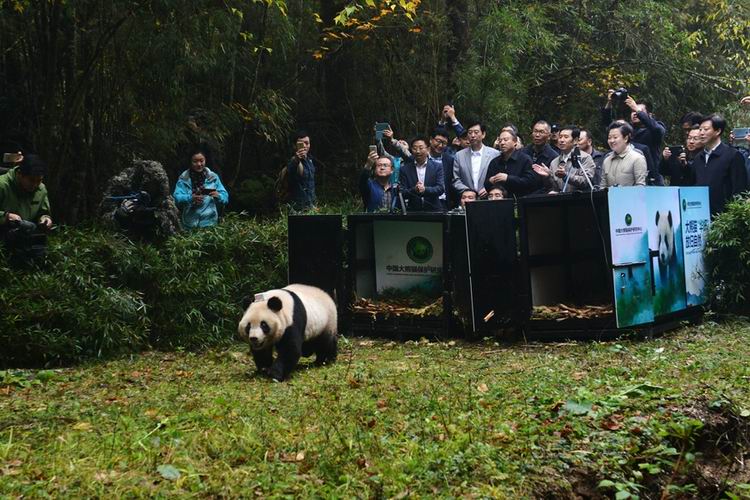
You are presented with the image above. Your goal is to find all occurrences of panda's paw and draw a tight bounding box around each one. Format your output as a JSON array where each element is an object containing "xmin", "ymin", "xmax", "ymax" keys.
[{"xmin": 269, "ymin": 367, "xmax": 286, "ymax": 382}]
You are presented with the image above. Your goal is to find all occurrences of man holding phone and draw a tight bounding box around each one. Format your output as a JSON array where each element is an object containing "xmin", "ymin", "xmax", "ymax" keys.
[{"xmin": 287, "ymin": 130, "xmax": 317, "ymax": 211}]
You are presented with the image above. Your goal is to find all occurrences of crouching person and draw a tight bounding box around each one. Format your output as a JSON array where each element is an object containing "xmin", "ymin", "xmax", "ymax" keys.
[
  {"xmin": 100, "ymin": 160, "xmax": 180, "ymax": 241},
  {"xmin": 0, "ymin": 154, "xmax": 52, "ymax": 263},
  {"xmin": 174, "ymin": 148, "xmax": 229, "ymax": 229}
]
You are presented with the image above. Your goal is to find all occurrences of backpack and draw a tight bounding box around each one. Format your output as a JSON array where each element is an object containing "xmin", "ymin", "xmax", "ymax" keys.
[{"xmin": 275, "ymin": 165, "xmax": 289, "ymax": 204}]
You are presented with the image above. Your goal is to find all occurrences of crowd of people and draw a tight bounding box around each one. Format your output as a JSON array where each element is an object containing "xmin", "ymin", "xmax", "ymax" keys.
[
  {"xmin": 1, "ymin": 93, "xmax": 749, "ymax": 262},
  {"xmin": 343, "ymin": 93, "xmax": 749, "ymax": 216},
  {"xmin": 0, "ymin": 147, "xmax": 230, "ymax": 261}
]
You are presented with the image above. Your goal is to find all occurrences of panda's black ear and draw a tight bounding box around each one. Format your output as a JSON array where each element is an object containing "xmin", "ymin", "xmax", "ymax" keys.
[
  {"xmin": 267, "ymin": 296, "xmax": 283, "ymax": 312},
  {"xmin": 668, "ymin": 210, "xmax": 673, "ymax": 227},
  {"xmin": 241, "ymin": 295, "xmax": 253, "ymax": 310},
  {"xmin": 655, "ymin": 211, "xmax": 660, "ymax": 226}
]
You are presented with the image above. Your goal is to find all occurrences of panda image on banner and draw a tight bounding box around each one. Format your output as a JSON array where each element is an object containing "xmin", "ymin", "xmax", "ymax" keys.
[
  {"xmin": 238, "ymin": 284, "xmax": 338, "ymax": 381},
  {"xmin": 655, "ymin": 210, "xmax": 676, "ymax": 281}
]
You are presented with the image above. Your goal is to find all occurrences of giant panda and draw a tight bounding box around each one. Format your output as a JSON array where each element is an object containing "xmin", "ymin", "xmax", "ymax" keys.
[{"xmin": 238, "ymin": 284, "xmax": 338, "ymax": 381}]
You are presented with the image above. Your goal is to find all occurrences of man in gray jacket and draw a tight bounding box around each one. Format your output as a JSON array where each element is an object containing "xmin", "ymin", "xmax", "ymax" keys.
[
  {"xmin": 532, "ymin": 125, "xmax": 596, "ymax": 193},
  {"xmin": 452, "ymin": 120, "xmax": 500, "ymax": 199}
]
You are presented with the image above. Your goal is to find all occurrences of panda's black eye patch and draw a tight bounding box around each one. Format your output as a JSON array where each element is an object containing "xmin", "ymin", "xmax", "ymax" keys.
[{"xmin": 260, "ymin": 321, "xmax": 270, "ymax": 334}]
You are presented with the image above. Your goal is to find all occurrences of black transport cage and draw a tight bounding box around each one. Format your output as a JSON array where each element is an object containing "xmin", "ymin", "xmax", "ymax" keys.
[
  {"xmin": 287, "ymin": 187, "xmax": 708, "ymax": 341},
  {"xmin": 287, "ymin": 206, "xmax": 521, "ymax": 340}
]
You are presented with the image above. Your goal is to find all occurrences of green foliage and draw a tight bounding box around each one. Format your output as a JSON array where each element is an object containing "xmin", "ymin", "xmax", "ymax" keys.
[
  {"xmin": 2, "ymin": 0, "xmax": 749, "ymax": 222},
  {"xmin": 0, "ymin": 214, "xmax": 287, "ymax": 367},
  {"xmin": 704, "ymin": 195, "xmax": 750, "ymax": 314},
  {"xmin": 2, "ymin": 321, "xmax": 750, "ymax": 497},
  {"xmin": 231, "ymin": 175, "xmax": 278, "ymax": 212}
]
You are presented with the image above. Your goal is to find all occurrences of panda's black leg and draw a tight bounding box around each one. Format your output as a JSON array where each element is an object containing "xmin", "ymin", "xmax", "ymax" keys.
[
  {"xmin": 301, "ymin": 337, "xmax": 320, "ymax": 358},
  {"xmin": 251, "ymin": 347, "xmax": 273, "ymax": 375},
  {"xmin": 315, "ymin": 333, "xmax": 338, "ymax": 365},
  {"xmin": 270, "ymin": 328, "xmax": 303, "ymax": 381}
]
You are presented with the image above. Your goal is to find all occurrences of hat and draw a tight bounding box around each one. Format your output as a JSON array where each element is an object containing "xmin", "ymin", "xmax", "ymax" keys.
[{"xmin": 18, "ymin": 154, "xmax": 47, "ymax": 176}]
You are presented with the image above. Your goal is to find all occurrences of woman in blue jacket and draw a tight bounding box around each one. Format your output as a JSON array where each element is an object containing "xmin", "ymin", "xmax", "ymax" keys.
[{"xmin": 173, "ymin": 148, "xmax": 229, "ymax": 229}]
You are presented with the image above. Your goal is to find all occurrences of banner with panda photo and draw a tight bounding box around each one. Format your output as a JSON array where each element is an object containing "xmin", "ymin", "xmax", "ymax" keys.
[
  {"xmin": 678, "ymin": 187, "xmax": 710, "ymax": 307},
  {"xmin": 372, "ymin": 220, "xmax": 443, "ymax": 296},
  {"xmin": 646, "ymin": 187, "xmax": 687, "ymax": 317},
  {"xmin": 608, "ymin": 187, "xmax": 654, "ymax": 328}
]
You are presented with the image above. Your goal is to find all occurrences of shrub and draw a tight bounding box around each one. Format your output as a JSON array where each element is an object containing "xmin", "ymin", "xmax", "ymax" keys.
[
  {"xmin": 0, "ymin": 213, "xmax": 288, "ymax": 367},
  {"xmin": 704, "ymin": 195, "xmax": 750, "ymax": 315}
]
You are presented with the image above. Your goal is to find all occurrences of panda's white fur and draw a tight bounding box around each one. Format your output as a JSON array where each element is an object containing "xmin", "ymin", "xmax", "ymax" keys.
[
  {"xmin": 238, "ymin": 284, "xmax": 337, "ymax": 380},
  {"xmin": 655, "ymin": 210, "xmax": 675, "ymax": 268}
]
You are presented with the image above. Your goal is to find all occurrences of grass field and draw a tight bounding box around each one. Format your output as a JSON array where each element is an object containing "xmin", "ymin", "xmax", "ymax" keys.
[{"xmin": 2, "ymin": 319, "xmax": 750, "ymax": 499}]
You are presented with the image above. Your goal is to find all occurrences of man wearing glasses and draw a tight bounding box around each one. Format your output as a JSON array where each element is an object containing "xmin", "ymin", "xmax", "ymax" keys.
[{"xmin": 427, "ymin": 128, "xmax": 456, "ymax": 210}]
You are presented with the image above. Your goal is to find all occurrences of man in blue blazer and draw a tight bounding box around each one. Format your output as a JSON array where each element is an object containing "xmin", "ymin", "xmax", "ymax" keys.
[
  {"xmin": 451, "ymin": 120, "xmax": 500, "ymax": 199},
  {"xmin": 400, "ymin": 137, "xmax": 445, "ymax": 212}
]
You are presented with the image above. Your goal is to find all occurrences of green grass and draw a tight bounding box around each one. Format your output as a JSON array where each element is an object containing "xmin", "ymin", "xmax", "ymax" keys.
[{"xmin": 2, "ymin": 319, "xmax": 750, "ymax": 498}]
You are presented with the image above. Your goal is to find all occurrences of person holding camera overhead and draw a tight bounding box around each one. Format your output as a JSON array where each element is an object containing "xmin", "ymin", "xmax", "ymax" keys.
[
  {"xmin": 286, "ymin": 130, "xmax": 317, "ymax": 211},
  {"xmin": 173, "ymin": 147, "xmax": 229, "ymax": 229},
  {"xmin": 602, "ymin": 88, "xmax": 666, "ymax": 184}
]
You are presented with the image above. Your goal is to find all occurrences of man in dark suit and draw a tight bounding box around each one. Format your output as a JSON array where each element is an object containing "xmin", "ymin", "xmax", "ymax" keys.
[
  {"xmin": 452, "ymin": 120, "xmax": 500, "ymax": 199},
  {"xmin": 401, "ymin": 137, "xmax": 444, "ymax": 212},
  {"xmin": 485, "ymin": 129, "xmax": 538, "ymax": 197},
  {"xmin": 426, "ymin": 127, "xmax": 456, "ymax": 210},
  {"xmin": 688, "ymin": 114, "xmax": 748, "ymax": 214}
]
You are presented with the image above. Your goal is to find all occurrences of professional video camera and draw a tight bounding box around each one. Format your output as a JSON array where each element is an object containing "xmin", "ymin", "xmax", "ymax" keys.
[
  {"xmin": 1, "ymin": 218, "xmax": 47, "ymax": 262},
  {"xmin": 106, "ymin": 191, "xmax": 157, "ymax": 232}
]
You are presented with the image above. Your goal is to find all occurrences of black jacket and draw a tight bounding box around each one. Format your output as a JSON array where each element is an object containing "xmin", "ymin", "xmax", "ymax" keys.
[
  {"xmin": 521, "ymin": 143, "xmax": 558, "ymax": 168},
  {"xmin": 688, "ymin": 142, "xmax": 748, "ymax": 214},
  {"xmin": 484, "ymin": 150, "xmax": 539, "ymax": 196}
]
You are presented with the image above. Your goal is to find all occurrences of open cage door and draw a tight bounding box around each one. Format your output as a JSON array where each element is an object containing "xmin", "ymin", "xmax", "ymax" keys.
[
  {"xmin": 461, "ymin": 200, "xmax": 520, "ymax": 335},
  {"xmin": 287, "ymin": 215, "xmax": 343, "ymax": 300}
]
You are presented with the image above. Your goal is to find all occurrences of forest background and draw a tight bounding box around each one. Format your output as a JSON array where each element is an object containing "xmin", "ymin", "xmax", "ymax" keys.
[{"xmin": 1, "ymin": 0, "xmax": 749, "ymax": 224}]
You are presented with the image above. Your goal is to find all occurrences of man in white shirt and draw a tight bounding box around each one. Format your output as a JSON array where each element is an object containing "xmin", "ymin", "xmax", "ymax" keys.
[{"xmin": 400, "ymin": 137, "xmax": 445, "ymax": 212}]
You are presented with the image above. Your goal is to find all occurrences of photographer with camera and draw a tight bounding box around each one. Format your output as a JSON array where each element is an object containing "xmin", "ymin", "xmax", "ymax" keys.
[
  {"xmin": 286, "ymin": 130, "xmax": 319, "ymax": 211},
  {"xmin": 660, "ymin": 125, "xmax": 703, "ymax": 186},
  {"xmin": 101, "ymin": 159, "xmax": 180, "ymax": 241},
  {"xmin": 174, "ymin": 147, "xmax": 229, "ymax": 229},
  {"xmin": 0, "ymin": 154, "xmax": 52, "ymax": 262},
  {"xmin": 359, "ymin": 150, "xmax": 400, "ymax": 213},
  {"xmin": 602, "ymin": 89, "xmax": 666, "ymax": 184}
]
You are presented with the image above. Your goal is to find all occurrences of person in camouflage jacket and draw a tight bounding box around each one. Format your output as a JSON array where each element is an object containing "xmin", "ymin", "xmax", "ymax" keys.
[{"xmin": 100, "ymin": 160, "xmax": 181, "ymax": 241}]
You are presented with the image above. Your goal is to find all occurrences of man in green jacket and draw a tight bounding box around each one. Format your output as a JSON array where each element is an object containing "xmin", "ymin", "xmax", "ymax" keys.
[{"xmin": 0, "ymin": 154, "xmax": 53, "ymax": 229}]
